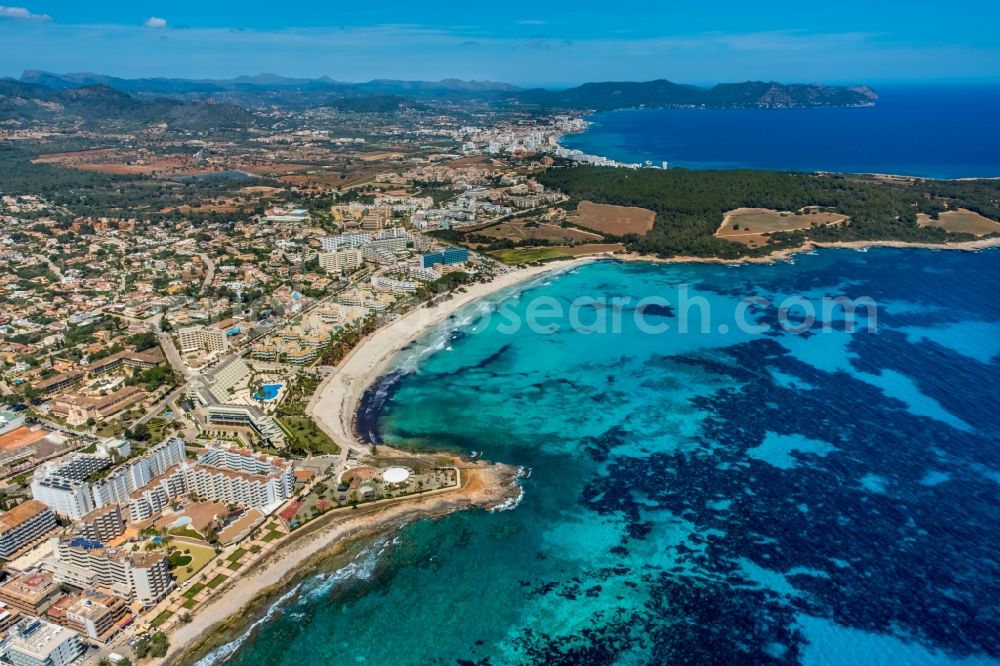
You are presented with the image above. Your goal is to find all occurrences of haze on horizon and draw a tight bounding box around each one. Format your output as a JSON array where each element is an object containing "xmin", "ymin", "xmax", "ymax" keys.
[{"xmin": 1, "ymin": 0, "xmax": 998, "ymax": 87}]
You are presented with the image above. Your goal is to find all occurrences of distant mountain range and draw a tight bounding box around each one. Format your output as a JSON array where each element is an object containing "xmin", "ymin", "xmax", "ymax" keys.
[
  {"xmin": 0, "ymin": 72, "xmax": 877, "ymax": 129},
  {"xmin": 0, "ymin": 79, "xmax": 256, "ymax": 130}
]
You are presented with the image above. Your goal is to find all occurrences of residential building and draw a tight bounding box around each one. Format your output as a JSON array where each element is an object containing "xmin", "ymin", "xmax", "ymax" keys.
[
  {"xmin": 318, "ymin": 248, "xmax": 363, "ymax": 274},
  {"xmin": 0, "ymin": 571, "xmax": 62, "ymax": 616},
  {"xmin": 47, "ymin": 590, "xmax": 129, "ymax": 644},
  {"xmin": 30, "ymin": 439, "xmax": 186, "ymax": 520},
  {"xmin": 0, "ymin": 500, "xmax": 58, "ymax": 558},
  {"xmin": 71, "ymin": 505, "xmax": 126, "ymax": 543},
  {"xmin": 5, "ymin": 617, "xmax": 84, "ymax": 666},
  {"xmin": 42, "ymin": 537, "xmax": 173, "ymax": 607},
  {"xmin": 30, "ymin": 455, "xmax": 112, "ymax": 520},
  {"xmin": 127, "ymin": 445, "xmax": 295, "ymax": 520},
  {"xmin": 372, "ymin": 275, "xmax": 418, "ymax": 294},
  {"xmin": 321, "ymin": 233, "xmax": 370, "ymax": 251}
]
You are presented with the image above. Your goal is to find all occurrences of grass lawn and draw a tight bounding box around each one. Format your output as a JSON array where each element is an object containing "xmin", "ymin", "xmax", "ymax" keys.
[
  {"xmin": 151, "ymin": 610, "xmax": 173, "ymax": 628},
  {"xmin": 265, "ymin": 523, "xmax": 279, "ymax": 531},
  {"xmin": 146, "ymin": 417, "xmax": 169, "ymax": 442},
  {"xmin": 183, "ymin": 583, "xmax": 205, "ymax": 598},
  {"xmin": 169, "ymin": 552, "xmax": 192, "ymax": 567},
  {"xmin": 489, "ymin": 247, "xmax": 572, "ymax": 265},
  {"xmin": 249, "ymin": 544, "xmax": 262, "ymax": 554},
  {"xmin": 182, "ymin": 599, "xmax": 197, "ymax": 610},
  {"xmin": 227, "ymin": 548, "xmax": 248, "ymax": 563},
  {"xmin": 262, "ymin": 530, "xmax": 283, "ymax": 542},
  {"xmin": 207, "ymin": 573, "xmax": 229, "ymax": 589},
  {"xmin": 171, "ymin": 543, "xmax": 216, "ymax": 584},
  {"xmin": 227, "ymin": 561, "xmax": 242, "ymax": 571},
  {"xmin": 169, "ymin": 526, "xmax": 205, "ymax": 541},
  {"xmin": 275, "ymin": 416, "xmax": 341, "ymax": 455}
]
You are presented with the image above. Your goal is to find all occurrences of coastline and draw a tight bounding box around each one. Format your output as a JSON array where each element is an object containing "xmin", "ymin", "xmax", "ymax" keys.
[
  {"xmin": 166, "ymin": 460, "xmax": 522, "ymax": 665},
  {"xmin": 618, "ymin": 236, "xmax": 1000, "ymax": 266},
  {"xmin": 163, "ymin": 239, "xmax": 998, "ymax": 664},
  {"xmin": 308, "ymin": 257, "xmax": 596, "ymax": 455},
  {"xmin": 163, "ymin": 258, "xmax": 593, "ymax": 664}
]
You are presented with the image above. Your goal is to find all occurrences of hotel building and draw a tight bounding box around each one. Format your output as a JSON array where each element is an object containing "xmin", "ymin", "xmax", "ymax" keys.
[
  {"xmin": 30, "ymin": 438, "xmax": 187, "ymax": 520},
  {"xmin": 178, "ymin": 324, "xmax": 229, "ymax": 355},
  {"xmin": 71, "ymin": 505, "xmax": 126, "ymax": 543},
  {"xmin": 47, "ymin": 590, "xmax": 129, "ymax": 644}
]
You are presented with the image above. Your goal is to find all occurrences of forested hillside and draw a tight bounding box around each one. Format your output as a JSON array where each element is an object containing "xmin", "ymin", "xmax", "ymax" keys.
[{"xmin": 537, "ymin": 167, "xmax": 1000, "ymax": 258}]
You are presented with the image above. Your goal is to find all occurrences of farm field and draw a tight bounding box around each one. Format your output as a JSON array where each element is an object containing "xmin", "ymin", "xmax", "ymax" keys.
[
  {"xmin": 716, "ymin": 207, "xmax": 849, "ymax": 247},
  {"xmin": 917, "ymin": 208, "xmax": 1000, "ymax": 236},
  {"xmin": 474, "ymin": 220, "xmax": 603, "ymax": 244},
  {"xmin": 570, "ymin": 201, "xmax": 656, "ymax": 236}
]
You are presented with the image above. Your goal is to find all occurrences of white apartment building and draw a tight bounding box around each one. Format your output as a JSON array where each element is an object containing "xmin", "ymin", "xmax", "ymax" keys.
[
  {"xmin": 30, "ymin": 438, "xmax": 187, "ymax": 520},
  {"xmin": 178, "ymin": 324, "xmax": 229, "ymax": 354},
  {"xmin": 372, "ymin": 275, "xmax": 418, "ymax": 294},
  {"xmin": 43, "ymin": 537, "xmax": 173, "ymax": 607},
  {"xmin": 318, "ymin": 248, "xmax": 364, "ymax": 274},
  {"xmin": 321, "ymin": 232, "xmax": 371, "ymax": 251},
  {"xmin": 127, "ymin": 445, "xmax": 295, "ymax": 521}
]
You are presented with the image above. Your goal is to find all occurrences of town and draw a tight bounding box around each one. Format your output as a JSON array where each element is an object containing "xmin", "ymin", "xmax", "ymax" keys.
[{"xmin": 0, "ymin": 109, "xmax": 609, "ymax": 665}]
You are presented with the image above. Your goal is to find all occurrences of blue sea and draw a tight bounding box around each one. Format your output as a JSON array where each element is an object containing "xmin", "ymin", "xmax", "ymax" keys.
[
  {"xmin": 560, "ymin": 86, "xmax": 1000, "ymax": 179},
  {"xmin": 208, "ymin": 249, "xmax": 1000, "ymax": 666}
]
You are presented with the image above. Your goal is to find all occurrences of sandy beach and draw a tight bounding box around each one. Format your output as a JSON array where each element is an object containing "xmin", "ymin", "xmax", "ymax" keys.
[
  {"xmin": 160, "ymin": 259, "xmax": 591, "ymax": 664},
  {"xmin": 309, "ymin": 257, "xmax": 595, "ymax": 452}
]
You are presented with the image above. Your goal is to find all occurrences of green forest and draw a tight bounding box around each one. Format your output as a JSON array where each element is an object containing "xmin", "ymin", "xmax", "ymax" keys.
[{"xmin": 537, "ymin": 167, "xmax": 1000, "ymax": 258}]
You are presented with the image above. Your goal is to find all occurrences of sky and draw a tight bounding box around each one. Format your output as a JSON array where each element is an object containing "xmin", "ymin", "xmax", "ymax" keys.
[{"xmin": 1, "ymin": 1, "xmax": 999, "ymax": 86}]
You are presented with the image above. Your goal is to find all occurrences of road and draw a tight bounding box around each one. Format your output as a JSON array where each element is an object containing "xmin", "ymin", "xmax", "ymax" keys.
[
  {"xmin": 198, "ymin": 252, "xmax": 216, "ymax": 294},
  {"xmin": 34, "ymin": 253, "xmax": 63, "ymax": 282},
  {"xmin": 157, "ymin": 332, "xmax": 191, "ymax": 379},
  {"xmin": 128, "ymin": 385, "xmax": 187, "ymax": 429}
]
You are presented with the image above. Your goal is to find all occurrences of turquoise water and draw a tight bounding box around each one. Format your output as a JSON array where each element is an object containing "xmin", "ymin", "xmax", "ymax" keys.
[
  {"xmin": 214, "ymin": 249, "xmax": 1000, "ymax": 665},
  {"xmin": 253, "ymin": 384, "xmax": 282, "ymax": 401}
]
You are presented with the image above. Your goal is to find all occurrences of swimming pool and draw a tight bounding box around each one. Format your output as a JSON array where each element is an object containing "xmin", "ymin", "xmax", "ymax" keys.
[{"xmin": 253, "ymin": 384, "xmax": 283, "ymax": 401}]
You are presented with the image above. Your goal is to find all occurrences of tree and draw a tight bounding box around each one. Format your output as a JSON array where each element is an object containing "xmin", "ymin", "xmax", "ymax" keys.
[{"xmin": 128, "ymin": 422, "xmax": 151, "ymax": 442}]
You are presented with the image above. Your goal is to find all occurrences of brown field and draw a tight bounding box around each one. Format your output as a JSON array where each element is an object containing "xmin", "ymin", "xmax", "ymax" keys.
[
  {"xmin": 917, "ymin": 208, "xmax": 1000, "ymax": 236},
  {"xmin": 279, "ymin": 167, "xmax": 384, "ymax": 188},
  {"xmin": 445, "ymin": 155, "xmax": 493, "ymax": 168},
  {"xmin": 34, "ymin": 149, "xmax": 190, "ymax": 175},
  {"xmin": 474, "ymin": 220, "xmax": 604, "ymax": 244},
  {"xmin": 355, "ymin": 151, "xmax": 405, "ymax": 162},
  {"xmin": 716, "ymin": 207, "xmax": 849, "ymax": 248},
  {"xmin": 571, "ymin": 201, "xmax": 656, "ymax": 236}
]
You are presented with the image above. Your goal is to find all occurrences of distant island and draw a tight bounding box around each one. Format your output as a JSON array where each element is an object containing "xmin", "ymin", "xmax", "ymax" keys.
[{"xmin": 508, "ymin": 80, "xmax": 877, "ymax": 111}]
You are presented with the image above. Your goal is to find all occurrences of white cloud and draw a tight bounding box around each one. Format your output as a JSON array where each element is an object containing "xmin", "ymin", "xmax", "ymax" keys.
[
  {"xmin": 144, "ymin": 16, "xmax": 167, "ymax": 29},
  {"xmin": 0, "ymin": 5, "xmax": 51, "ymax": 21}
]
